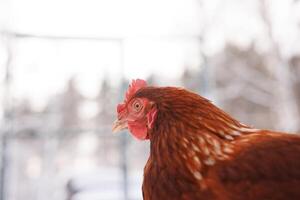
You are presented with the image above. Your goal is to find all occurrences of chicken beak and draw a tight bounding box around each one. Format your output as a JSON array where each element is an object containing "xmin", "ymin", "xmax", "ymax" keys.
[{"xmin": 112, "ymin": 119, "xmax": 128, "ymax": 133}]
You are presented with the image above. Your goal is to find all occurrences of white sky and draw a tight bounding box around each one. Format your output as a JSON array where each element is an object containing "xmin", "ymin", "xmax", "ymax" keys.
[{"xmin": 0, "ymin": 0, "xmax": 300, "ymax": 110}]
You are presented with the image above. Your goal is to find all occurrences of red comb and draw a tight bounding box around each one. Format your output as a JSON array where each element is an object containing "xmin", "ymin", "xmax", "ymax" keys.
[
  {"xmin": 125, "ymin": 79, "xmax": 147, "ymax": 102},
  {"xmin": 117, "ymin": 103, "xmax": 126, "ymax": 114},
  {"xmin": 117, "ymin": 79, "xmax": 147, "ymax": 114}
]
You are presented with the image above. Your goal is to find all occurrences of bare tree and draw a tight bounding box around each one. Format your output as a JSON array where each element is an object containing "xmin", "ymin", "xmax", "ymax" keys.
[{"xmin": 260, "ymin": 0, "xmax": 300, "ymax": 132}]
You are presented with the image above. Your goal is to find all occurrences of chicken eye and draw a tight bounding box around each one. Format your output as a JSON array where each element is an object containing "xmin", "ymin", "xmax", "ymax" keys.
[{"xmin": 132, "ymin": 100, "xmax": 142, "ymax": 112}]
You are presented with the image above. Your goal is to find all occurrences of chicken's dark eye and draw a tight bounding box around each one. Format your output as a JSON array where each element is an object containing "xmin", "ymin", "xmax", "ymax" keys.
[{"xmin": 132, "ymin": 100, "xmax": 142, "ymax": 112}]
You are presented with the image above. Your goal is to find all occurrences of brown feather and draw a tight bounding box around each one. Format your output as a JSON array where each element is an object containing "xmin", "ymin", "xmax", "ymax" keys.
[{"xmin": 133, "ymin": 86, "xmax": 300, "ymax": 200}]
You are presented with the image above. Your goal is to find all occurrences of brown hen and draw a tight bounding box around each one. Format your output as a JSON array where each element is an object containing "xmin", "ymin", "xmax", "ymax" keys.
[{"xmin": 113, "ymin": 79, "xmax": 300, "ymax": 200}]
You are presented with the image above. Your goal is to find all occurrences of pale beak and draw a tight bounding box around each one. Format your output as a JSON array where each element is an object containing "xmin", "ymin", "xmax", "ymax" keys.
[{"xmin": 112, "ymin": 119, "xmax": 128, "ymax": 133}]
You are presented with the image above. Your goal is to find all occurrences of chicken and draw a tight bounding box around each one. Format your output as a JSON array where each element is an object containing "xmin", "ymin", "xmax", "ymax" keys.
[{"xmin": 112, "ymin": 79, "xmax": 300, "ymax": 200}]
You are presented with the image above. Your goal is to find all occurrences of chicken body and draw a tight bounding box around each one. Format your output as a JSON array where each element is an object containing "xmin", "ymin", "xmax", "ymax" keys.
[
  {"xmin": 143, "ymin": 131, "xmax": 300, "ymax": 200},
  {"xmin": 114, "ymin": 82, "xmax": 300, "ymax": 200}
]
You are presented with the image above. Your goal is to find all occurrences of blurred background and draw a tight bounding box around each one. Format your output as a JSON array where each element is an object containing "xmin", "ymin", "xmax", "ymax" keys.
[{"xmin": 0, "ymin": 0, "xmax": 300, "ymax": 199}]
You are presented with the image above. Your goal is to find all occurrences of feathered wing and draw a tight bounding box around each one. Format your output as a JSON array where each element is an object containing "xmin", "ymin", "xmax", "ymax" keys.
[{"xmin": 210, "ymin": 132, "xmax": 300, "ymax": 200}]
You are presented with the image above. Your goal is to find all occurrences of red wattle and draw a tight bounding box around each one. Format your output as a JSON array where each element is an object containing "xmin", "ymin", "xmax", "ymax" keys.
[{"xmin": 128, "ymin": 122, "xmax": 148, "ymax": 140}]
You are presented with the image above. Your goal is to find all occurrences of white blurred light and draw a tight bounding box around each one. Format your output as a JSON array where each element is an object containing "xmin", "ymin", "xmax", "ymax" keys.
[
  {"xmin": 77, "ymin": 132, "xmax": 98, "ymax": 155},
  {"xmin": 26, "ymin": 156, "xmax": 42, "ymax": 179},
  {"xmin": 8, "ymin": 0, "xmax": 202, "ymax": 37},
  {"xmin": 79, "ymin": 101, "xmax": 99, "ymax": 120}
]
